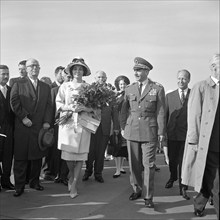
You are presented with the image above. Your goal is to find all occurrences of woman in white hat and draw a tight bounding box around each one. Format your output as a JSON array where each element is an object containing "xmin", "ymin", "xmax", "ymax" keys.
[{"xmin": 56, "ymin": 57, "xmax": 92, "ymax": 198}]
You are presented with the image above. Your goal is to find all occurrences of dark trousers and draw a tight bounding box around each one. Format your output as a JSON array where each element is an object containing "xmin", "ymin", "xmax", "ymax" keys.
[
  {"xmin": 213, "ymin": 169, "xmax": 219, "ymax": 219},
  {"xmin": 53, "ymin": 149, "xmax": 68, "ymax": 180},
  {"xmin": 194, "ymin": 151, "xmax": 219, "ymax": 212},
  {"xmin": 0, "ymin": 124, "xmax": 13, "ymax": 185},
  {"xmin": 14, "ymin": 158, "xmax": 42, "ymax": 190},
  {"xmin": 168, "ymin": 140, "xmax": 187, "ymax": 190},
  {"xmin": 85, "ymin": 126, "xmax": 110, "ymax": 177}
]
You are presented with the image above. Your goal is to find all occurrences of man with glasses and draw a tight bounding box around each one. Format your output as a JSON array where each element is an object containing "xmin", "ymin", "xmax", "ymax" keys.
[
  {"xmin": 10, "ymin": 58, "xmax": 52, "ymax": 197},
  {"xmin": 9, "ymin": 60, "xmax": 27, "ymax": 87},
  {"xmin": 120, "ymin": 57, "xmax": 166, "ymax": 208}
]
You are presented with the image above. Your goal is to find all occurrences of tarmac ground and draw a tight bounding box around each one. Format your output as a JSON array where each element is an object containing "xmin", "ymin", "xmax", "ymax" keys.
[{"xmin": 0, "ymin": 154, "xmax": 217, "ymax": 220}]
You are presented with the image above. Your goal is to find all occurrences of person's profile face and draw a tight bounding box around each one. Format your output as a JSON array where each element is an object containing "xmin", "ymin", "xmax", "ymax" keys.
[
  {"xmin": 0, "ymin": 69, "xmax": 9, "ymax": 86},
  {"xmin": 134, "ymin": 68, "xmax": 148, "ymax": 82},
  {"xmin": 56, "ymin": 69, "xmax": 64, "ymax": 84},
  {"xmin": 18, "ymin": 64, "xmax": 27, "ymax": 77}
]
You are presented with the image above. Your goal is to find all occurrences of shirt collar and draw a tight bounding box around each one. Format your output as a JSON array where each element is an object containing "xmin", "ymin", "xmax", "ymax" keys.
[
  {"xmin": 139, "ymin": 78, "xmax": 148, "ymax": 86},
  {"xmin": 0, "ymin": 84, "xmax": 7, "ymax": 89},
  {"xmin": 211, "ymin": 76, "xmax": 219, "ymax": 85},
  {"xmin": 178, "ymin": 88, "xmax": 188, "ymax": 95},
  {"xmin": 55, "ymin": 80, "xmax": 61, "ymax": 86}
]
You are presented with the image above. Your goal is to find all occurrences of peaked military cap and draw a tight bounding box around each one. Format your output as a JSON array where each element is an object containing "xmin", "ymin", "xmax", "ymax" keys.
[{"xmin": 133, "ymin": 57, "xmax": 153, "ymax": 71}]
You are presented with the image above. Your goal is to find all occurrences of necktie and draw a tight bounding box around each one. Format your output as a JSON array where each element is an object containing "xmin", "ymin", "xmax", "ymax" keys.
[
  {"xmin": 33, "ymin": 80, "xmax": 37, "ymax": 90},
  {"xmin": 139, "ymin": 83, "xmax": 143, "ymax": 95},
  {"xmin": 180, "ymin": 90, "xmax": 185, "ymax": 104},
  {"xmin": 1, "ymin": 86, "xmax": 7, "ymax": 98}
]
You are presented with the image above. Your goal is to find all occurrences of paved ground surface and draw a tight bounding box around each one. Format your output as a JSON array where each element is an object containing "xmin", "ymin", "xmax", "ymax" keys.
[{"xmin": 0, "ymin": 154, "xmax": 217, "ymax": 220}]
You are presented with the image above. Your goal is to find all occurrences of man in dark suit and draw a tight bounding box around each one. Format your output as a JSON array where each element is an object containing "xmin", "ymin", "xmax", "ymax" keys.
[
  {"xmin": 42, "ymin": 66, "xmax": 65, "ymax": 181},
  {"xmin": 51, "ymin": 66, "xmax": 64, "ymax": 88},
  {"xmin": 10, "ymin": 58, "xmax": 52, "ymax": 197},
  {"xmin": 50, "ymin": 69, "xmax": 71, "ymax": 185},
  {"xmin": 120, "ymin": 57, "xmax": 166, "ymax": 208},
  {"xmin": 165, "ymin": 69, "xmax": 191, "ymax": 200},
  {"xmin": 82, "ymin": 70, "xmax": 115, "ymax": 183},
  {"xmin": 9, "ymin": 60, "xmax": 27, "ymax": 87},
  {"xmin": 0, "ymin": 65, "xmax": 14, "ymax": 191}
]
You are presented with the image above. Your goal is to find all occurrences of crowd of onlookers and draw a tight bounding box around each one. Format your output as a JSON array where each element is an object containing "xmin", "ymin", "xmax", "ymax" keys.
[{"xmin": 0, "ymin": 53, "xmax": 219, "ymax": 219}]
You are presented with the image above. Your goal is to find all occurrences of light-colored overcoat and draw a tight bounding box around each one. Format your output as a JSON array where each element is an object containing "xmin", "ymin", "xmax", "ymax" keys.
[{"xmin": 181, "ymin": 77, "xmax": 219, "ymax": 192}]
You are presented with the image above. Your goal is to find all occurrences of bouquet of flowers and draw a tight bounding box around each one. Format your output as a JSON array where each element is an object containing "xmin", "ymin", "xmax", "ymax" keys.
[
  {"xmin": 55, "ymin": 82, "xmax": 116, "ymax": 128},
  {"xmin": 74, "ymin": 82, "xmax": 116, "ymax": 109}
]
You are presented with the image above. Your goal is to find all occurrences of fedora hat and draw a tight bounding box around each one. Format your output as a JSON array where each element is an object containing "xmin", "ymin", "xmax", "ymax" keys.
[
  {"xmin": 38, "ymin": 128, "xmax": 54, "ymax": 151},
  {"xmin": 65, "ymin": 57, "xmax": 91, "ymax": 76}
]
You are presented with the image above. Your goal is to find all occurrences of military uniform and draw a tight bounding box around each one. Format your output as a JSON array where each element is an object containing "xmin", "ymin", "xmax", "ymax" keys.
[{"xmin": 120, "ymin": 57, "xmax": 166, "ymax": 203}]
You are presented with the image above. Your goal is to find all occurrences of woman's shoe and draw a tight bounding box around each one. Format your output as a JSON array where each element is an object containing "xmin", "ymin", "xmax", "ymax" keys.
[
  {"xmin": 120, "ymin": 170, "xmax": 126, "ymax": 174},
  {"xmin": 113, "ymin": 173, "xmax": 121, "ymax": 178},
  {"xmin": 70, "ymin": 192, "xmax": 79, "ymax": 199}
]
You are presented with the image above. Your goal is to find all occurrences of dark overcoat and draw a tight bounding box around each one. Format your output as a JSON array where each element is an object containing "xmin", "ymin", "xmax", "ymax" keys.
[{"xmin": 10, "ymin": 77, "xmax": 52, "ymax": 160}]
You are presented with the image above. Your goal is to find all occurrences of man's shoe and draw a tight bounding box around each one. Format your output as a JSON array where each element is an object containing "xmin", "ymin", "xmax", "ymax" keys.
[
  {"xmin": 13, "ymin": 188, "xmax": 24, "ymax": 197},
  {"xmin": 155, "ymin": 166, "xmax": 160, "ymax": 172},
  {"xmin": 95, "ymin": 176, "xmax": 104, "ymax": 183},
  {"xmin": 145, "ymin": 199, "xmax": 154, "ymax": 208},
  {"xmin": 209, "ymin": 197, "xmax": 214, "ymax": 206},
  {"xmin": 30, "ymin": 184, "xmax": 44, "ymax": 191},
  {"xmin": 194, "ymin": 208, "xmax": 205, "ymax": 217},
  {"xmin": 43, "ymin": 175, "xmax": 54, "ymax": 181},
  {"xmin": 82, "ymin": 174, "xmax": 90, "ymax": 181},
  {"xmin": 129, "ymin": 191, "xmax": 142, "ymax": 200},
  {"xmin": 54, "ymin": 177, "xmax": 61, "ymax": 183},
  {"xmin": 2, "ymin": 182, "xmax": 15, "ymax": 190},
  {"xmin": 181, "ymin": 189, "xmax": 190, "ymax": 200},
  {"xmin": 60, "ymin": 179, "xmax": 68, "ymax": 186},
  {"xmin": 165, "ymin": 179, "xmax": 174, "ymax": 188}
]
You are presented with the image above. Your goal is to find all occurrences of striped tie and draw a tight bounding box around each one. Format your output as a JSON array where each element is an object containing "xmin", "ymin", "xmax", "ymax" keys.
[{"xmin": 180, "ymin": 90, "xmax": 185, "ymax": 104}]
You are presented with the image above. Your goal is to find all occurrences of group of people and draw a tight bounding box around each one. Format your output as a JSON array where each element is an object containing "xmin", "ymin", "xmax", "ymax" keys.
[{"xmin": 0, "ymin": 53, "xmax": 219, "ymax": 219}]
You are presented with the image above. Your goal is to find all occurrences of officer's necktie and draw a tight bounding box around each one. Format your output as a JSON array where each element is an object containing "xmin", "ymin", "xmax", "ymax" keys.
[
  {"xmin": 180, "ymin": 90, "xmax": 185, "ymax": 104},
  {"xmin": 139, "ymin": 82, "xmax": 143, "ymax": 95}
]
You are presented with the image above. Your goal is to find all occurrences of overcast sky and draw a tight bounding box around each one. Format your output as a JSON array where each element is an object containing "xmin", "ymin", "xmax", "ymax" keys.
[{"xmin": 1, "ymin": 0, "xmax": 219, "ymax": 91}]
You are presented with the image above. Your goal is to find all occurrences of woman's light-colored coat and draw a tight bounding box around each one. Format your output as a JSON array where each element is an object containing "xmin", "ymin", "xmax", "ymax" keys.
[{"xmin": 181, "ymin": 77, "xmax": 219, "ymax": 192}]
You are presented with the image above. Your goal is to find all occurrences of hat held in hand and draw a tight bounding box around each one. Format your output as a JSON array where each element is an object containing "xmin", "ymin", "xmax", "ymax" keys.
[{"xmin": 38, "ymin": 128, "xmax": 54, "ymax": 151}]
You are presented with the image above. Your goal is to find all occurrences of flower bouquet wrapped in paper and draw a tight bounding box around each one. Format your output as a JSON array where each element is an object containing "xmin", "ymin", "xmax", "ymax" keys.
[
  {"xmin": 74, "ymin": 82, "xmax": 116, "ymax": 110},
  {"xmin": 55, "ymin": 82, "xmax": 116, "ymax": 134}
]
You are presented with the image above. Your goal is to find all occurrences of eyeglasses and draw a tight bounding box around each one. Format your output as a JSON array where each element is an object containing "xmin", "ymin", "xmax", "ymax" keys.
[
  {"xmin": 26, "ymin": 64, "xmax": 40, "ymax": 68},
  {"xmin": 72, "ymin": 58, "xmax": 85, "ymax": 63}
]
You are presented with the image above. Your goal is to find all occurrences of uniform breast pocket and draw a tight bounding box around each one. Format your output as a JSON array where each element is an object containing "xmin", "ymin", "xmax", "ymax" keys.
[
  {"xmin": 129, "ymin": 95, "xmax": 137, "ymax": 108},
  {"xmin": 145, "ymin": 97, "xmax": 157, "ymax": 112}
]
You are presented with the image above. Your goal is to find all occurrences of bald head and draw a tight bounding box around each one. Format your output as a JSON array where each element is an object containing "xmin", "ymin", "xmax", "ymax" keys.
[
  {"xmin": 95, "ymin": 70, "xmax": 107, "ymax": 84},
  {"xmin": 209, "ymin": 53, "xmax": 220, "ymax": 80}
]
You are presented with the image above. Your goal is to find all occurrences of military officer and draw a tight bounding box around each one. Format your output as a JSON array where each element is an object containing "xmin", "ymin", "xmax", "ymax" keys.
[{"xmin": 120, "ymin": 57, "xmax": 166, "ymax": 208}]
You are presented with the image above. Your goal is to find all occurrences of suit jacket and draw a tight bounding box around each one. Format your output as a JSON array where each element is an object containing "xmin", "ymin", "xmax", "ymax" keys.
[
  {"xmin": 182, "ymin": 77, "xmax": 219, "ymax": 192},
  {"xmin": 120, "ymin": 79, "xmax": 166, "ymax": 142},
  {"xmin": 0, "ymin": 85, "xmax": 14, "ymax": 157},
  {"xmin": 9, "ymin": 77, "xmax": 23, "ymax": 88},
  {"xmin": 166, "ymin": 89, "xmax": 190, "ymax": 141},
  {"xmin": 51, "ymin": 81, "xmax": 59, "ymax": 89},
  {"xmin": 10, "ymin": 77, "xmax": 53, "ymax": 160}
]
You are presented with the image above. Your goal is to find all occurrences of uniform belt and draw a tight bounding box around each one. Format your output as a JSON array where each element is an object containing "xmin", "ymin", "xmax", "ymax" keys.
[{"xmin": 130, "ymin": 112, "xmax": 155, "ymax": 117}]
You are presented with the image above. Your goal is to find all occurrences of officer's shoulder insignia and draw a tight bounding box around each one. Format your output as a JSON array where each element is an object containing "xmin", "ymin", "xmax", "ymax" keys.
[{"xmin": 154, "ymin": 81, "xmax": 163, "ymax": 88}]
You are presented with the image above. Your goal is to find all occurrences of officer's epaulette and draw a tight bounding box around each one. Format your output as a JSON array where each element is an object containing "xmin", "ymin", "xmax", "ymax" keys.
[
  {"xmin": 154, "ymin": 81, "xmax": 163, "ymax": 88},
  {"xmin": 126, "ymin": 82, "xmax": 135, "ymax": 88}
]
